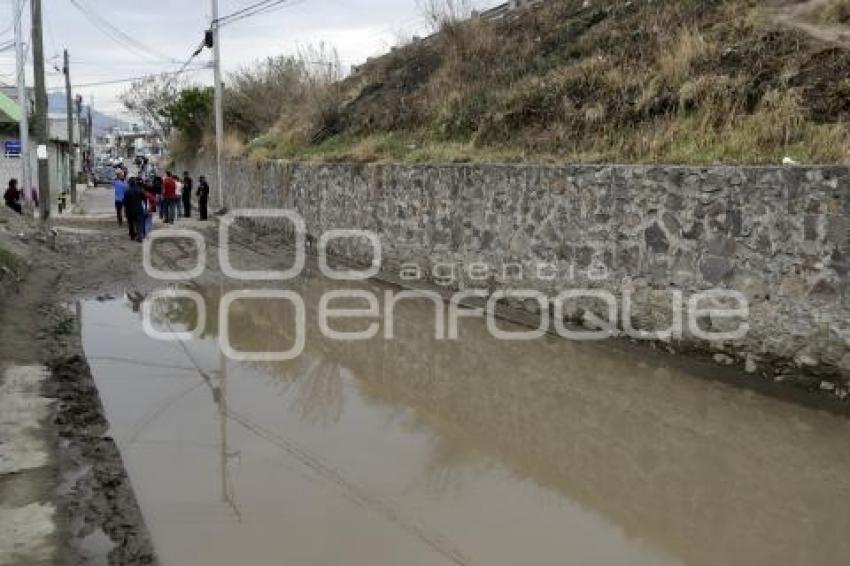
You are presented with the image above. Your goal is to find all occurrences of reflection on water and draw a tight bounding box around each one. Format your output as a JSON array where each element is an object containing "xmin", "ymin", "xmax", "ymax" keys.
[{"xmin": 81, "ymin": 273, "xmax": 850, "ymax": 566}]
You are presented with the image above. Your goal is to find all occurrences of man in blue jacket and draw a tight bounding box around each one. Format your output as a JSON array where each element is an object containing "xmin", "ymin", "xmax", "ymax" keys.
[{"xmin": 112, "ymin": 170, "xmax": 129, "ymax": 226}]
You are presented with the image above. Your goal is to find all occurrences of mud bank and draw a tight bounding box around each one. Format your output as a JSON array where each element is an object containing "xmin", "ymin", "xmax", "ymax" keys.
[
  {"xmin": 46, "ymin": 332, "xmax": 157, "ymax": 565},
  {"xmin": 0, "ymin": 201, "xmax": 159, "ymax": 565},
  {"xmin": 1, "ymin": 293, "xmax": 157, "ymax": 566}
]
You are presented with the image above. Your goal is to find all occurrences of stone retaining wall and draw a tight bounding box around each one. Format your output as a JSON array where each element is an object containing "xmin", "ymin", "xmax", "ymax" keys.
[{"xmin": 186, "ymin": 156, "xmax": 850, "ymax": 391}]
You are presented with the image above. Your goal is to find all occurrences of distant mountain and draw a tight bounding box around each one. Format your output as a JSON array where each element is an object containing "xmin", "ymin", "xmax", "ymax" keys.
[{"xmin": 47, "ymin": 92, "xmax": 129, "ymax": 134}]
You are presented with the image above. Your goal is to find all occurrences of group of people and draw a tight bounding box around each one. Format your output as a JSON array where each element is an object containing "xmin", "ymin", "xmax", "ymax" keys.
[{"xmin": 112, "ymin": 167, "xmax": 211, "ymax": 242}]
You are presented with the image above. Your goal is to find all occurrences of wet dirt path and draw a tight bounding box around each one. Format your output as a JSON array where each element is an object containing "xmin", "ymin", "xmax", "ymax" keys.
[
  {"xmin": 3, "ymin": 185, "xmax": 850, "ymax": 565},
  {"xmin": 80, "ymin": 271, "xmax": 850, "ymax": 566}
]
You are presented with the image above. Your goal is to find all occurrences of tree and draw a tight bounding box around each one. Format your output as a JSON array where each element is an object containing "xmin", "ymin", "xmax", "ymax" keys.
[
  {"xmin": 162, "ymin": 87, "xmax": 214, "ymax": 141},
  {"xmin": 120, "ymin": 74, "xmax": 184, "ymax": 139}
]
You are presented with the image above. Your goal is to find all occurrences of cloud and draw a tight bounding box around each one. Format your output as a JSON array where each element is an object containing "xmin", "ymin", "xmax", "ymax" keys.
[{"xmin": 0, "ymin": 0, "xmax": 502, "ymax": 120}]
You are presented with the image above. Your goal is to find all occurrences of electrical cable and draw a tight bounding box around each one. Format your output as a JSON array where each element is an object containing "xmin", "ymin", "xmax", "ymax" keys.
[
  {"xmin": 73, "ymin": 0, "xmax": 180, "ymax": 62},
  {"xmin": 216, "ymin": 0, "xmax": 280, "ymax": 25},
  {"xmin": 44, "ymin": 64, "xmax": 211, "ymax": 91},
  {"xmin": 215, "ymin": 0, "xmax": 306, "ymax": 28},
  {"xmin": 68, "ymin": 0, "xmax": 182, "ymax": 64},
  {"xmin": 0, "ymin": 0, "xmax": 26, "ymax": 43},
  {"xmin": 0, "ymin": 0, "xmax": 26, "ymax": 37}
]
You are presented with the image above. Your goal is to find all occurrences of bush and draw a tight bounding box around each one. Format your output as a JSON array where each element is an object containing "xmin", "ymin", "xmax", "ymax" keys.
[
  {"xmin": 812, "ymin": 0, "xmax": 850, "ymax": 24},
  {"xmin": 199, "ymin": 0, "xmax": 850, "ymax": 165},
  {"xmin": 225, "ymin": 56, "xmax": 311, "ymax": 138}
]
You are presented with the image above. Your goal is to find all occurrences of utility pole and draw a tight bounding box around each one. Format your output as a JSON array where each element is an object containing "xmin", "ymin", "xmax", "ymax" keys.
[
  {"xmin": 31, "ymin": 0, "xmax": 50, "ymax": 220},
  {"xmin": 75, "ymin": 94, "xmax": 85, "ymax": 183},
  {"xmin": 88, "ymin": 94, "xmax": 94, "ymax": 166},
  {"xmin": 87, "ymin": 102, "xmax": 93, "ymax": 179},
  {"xmin": 13, "ymin": 0, "xmax": 31, "ymax": 209},
  {"xmin": 64, "ymin": 49, "xmax": 76, "ymax": 204},
  {"xmin": 211, "ymin": 0, "xmax": 224, "ymax": 210},
  {"xmin": 75, "ymin": 94, "xmax": 81, "ymax": 172}
]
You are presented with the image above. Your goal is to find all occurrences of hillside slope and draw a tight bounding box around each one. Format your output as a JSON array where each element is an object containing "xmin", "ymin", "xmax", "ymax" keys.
[
  {"xmin": 48, "ymin": 93, "xmax": 129, "ymax": 134},
  {"xmin": 248, "ymin": 0, "xmax": 850, "ymax": 165}
]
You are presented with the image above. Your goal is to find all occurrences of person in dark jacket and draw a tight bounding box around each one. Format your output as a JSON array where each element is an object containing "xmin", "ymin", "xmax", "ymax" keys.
[
  {"xmin": 182, "ymin": 171, "xmax": 193, "ymax": 218},
  {"xmin": 4, "ymin": 179, "xmax": 22, "ymax": 214},
  {"xmin": 197, "ymin": 176, "xmax": 210, "ymax": 221},
  {"xmin": 152, "ymin": 175, "xmax": 164, "ymax": 220},
  {"xmin": 123, "ymin": 178, "xmax": 146, "ymax": 242}
]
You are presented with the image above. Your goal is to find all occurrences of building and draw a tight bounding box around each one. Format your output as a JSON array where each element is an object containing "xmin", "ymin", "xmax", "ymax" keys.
[
  {"xmin": 0, "ymin": 86, "xmax": 87, "ymax": 200},
  {"xmin": 94, "ymin": 126, "xmax": 164, "ymax": 167}
]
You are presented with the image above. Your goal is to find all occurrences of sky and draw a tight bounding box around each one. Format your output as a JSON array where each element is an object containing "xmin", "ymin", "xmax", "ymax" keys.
[{"xmin": 0, "ymin": 0, "xmax": 501, "ymax": 122}]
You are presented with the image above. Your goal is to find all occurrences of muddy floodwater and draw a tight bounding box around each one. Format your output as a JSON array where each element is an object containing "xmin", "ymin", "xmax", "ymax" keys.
[{"xmin": 81, "ymin": 272, "xmax": 850, "ymax": 566}]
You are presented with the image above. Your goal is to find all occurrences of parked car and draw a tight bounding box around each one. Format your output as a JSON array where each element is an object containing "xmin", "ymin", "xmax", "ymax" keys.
[{"xmin": 93, "ymin": 165, "xmax": 117, "ymax": 186}]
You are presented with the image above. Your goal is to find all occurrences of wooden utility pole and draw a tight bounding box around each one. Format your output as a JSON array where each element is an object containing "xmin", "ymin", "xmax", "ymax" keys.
[
  {"xmin": 31, "ymin": 0, "xmax": 50, "ymax": 220},
  {"xmin": 64, "ymin": 49, "xmax": 76, "ymax": 204},
  {"xmin": 13, "ymin": 0, "xmax": 31, "ymax": 208}
]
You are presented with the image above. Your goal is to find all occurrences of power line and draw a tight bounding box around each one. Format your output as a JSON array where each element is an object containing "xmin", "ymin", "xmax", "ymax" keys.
[
  {"xmin": 157, "ymin": 36, "xmax": 212, "ymax": 95},
  {"xmin": 45, "ymin": 58, "xmax": 197, "ymax": 78},
  {"xmin": 73, "ymin": 0, "xmax": 181, "ymax": 63},
  {"xmin": 48, "ymin": 58, "xmax": 203, "ymax": 67},
  {"xmin": 215, "ymin": 0, "xmax": 305, "ymax": 28},
  {"xmin": 0, "ymin": 0, "xmax": 25, "ymax": 38},
  {"xmin": 216, "ymin": 0, "xmax": 280, "ymax": 25},
  {"xmin": 68, "ymin": 0, "xmax": 182, "ymax": 64},
  {"xmin": 44, "ymin": 64, "xmax": 212, "ymax": 91}
]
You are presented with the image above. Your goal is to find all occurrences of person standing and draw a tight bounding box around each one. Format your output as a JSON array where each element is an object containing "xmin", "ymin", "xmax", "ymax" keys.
[
  {"xmin": 197, "ymin": 175, "xmax": 210, "ymax": 221},
  {"xmin": 142, "ymin": 180, "xmax": 157, "ymax": 238},
  {"xmin": 112, "ymin": 170, "xmax": 129, "ymax": 226},
  {"xmin": 175, "ymin": 176, "xmax": 184, "ymax": 218},
  {"xmin": 162, "ymin": 171, "xmax": 177, "ymax": 224},
  {"xmin": 4, "ymin": 179, "xmax": 22, "ymax": 215},
  {"xmin": 152, "ymin": 175, "xmax": 164, "ymax": 220},
  {"xmin": 182, "ymin": 171, "xmax": 193, "ymax": 218},
  {"xmin": 123, "ymin": 178, "xmax": 146, "ymax": 242}
]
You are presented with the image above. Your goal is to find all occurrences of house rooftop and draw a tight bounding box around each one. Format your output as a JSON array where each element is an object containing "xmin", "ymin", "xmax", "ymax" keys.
[{"xmin": 0, "ymin": 91, "xmax": 23, "ymax": 124}]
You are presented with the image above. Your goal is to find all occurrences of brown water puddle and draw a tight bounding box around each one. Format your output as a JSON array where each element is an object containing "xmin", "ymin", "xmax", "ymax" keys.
[{"xmin": 81, "ymin": 274, "xmax": 850, "ymax": 566}]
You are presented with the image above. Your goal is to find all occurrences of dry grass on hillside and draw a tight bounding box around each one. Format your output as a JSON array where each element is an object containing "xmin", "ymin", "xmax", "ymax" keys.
[
  {"xmin": 236, "ymin": 0, "xmax": 850, "ymax": 165},
  {"xmin": 812, "ymin": 0, "xmax": 850, "ymax": 24}
]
